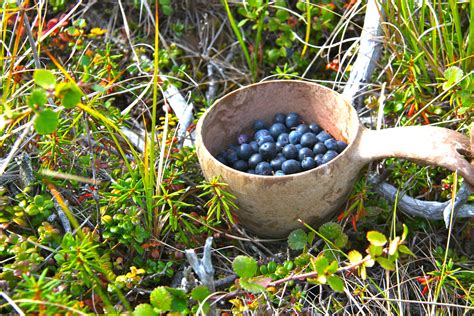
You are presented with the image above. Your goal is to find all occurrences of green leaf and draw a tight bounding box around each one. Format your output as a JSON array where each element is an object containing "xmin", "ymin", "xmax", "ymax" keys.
[
  {"xmin": 237, "ymin": 18, "xmax": 248, "ymax": 28},
  {"xmin": 367, "ymin": 231, "xmax": 387, "ymax": 246},
  {"xmin": 133, "ymin": 304, "xmax": 158, "ymax": 316},
  {"xmin": 34, "ymin": 109, "xmax": 58, "ymax": 135},
  {"xmin": 191, "ymin": 285, "xmax": 211, "ymax": 302},
  {"xmin": 313, "ymin": 256, "xmax": 329, "ymax": 275},
  {"xmin": 327, "ymin": 275, "xmax": 344, "ymax": 293},
  {"xmin": 376, "ymin": 257, "xmax": 395, "ymax": 271},
  {"xmin": 167, "ymin": 288, "xmax": 187, "ymax": 313},
  {"xmin": 232, "ymin": 255, "xmax": 258, "ymax": 278},
  {"xmin": 288, "ymin": 229, "xmax": 308, "ymax": 250},
  {"xmin": 56, "ymin": 82, "xmax": 83, "ymax": 108},
  {"xmin": 368, "ymin": 244, "xmax": 383, "ymax": 257},
  {"xmin": 327, "ymin": 260, "xmax": 338, "ymax": 274},
  {"xmin": 401, "ymin": 223, "xmax": 409, "ymax": 241},
  {"xmin": 348, "ymin": 250, "xmax": 362, "ymax": 264},
  {"xmin": 318, "ymin": 222, "xmax": 342, "ymax": 240},
  {"xmin": 276, "ymin": 9, "xmax": 289, "ymax": 22},
  {"xmin": 398, "ymin": 245, "xmax": 416, "ymax": 257},
  {"xmin": 150, "ymin": 287, "xmax": 172, "ymax": 312},
  {"xmin": 28, "ymin": 89, "xmax": 47, "ymax": 109},
  {"xmin": 239, "ymin": 278, "xmax": 266, "ymax": 293},
  {"xmin": 334, "ymin": 234, "xmax": 348, "ymax": 248},
  {"xmin": 33, "ymin": 69, "xmax": 56, "ymax": 89},
  {"xmin": 161, "ymin": 4, "xmax": 173, "ymax": 16},
  {"xmin": 443, "ymin": 66, "xmax": 463, "ymax": 90}
]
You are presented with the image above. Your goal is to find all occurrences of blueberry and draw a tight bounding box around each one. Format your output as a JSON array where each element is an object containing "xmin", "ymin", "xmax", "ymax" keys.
[
  {"xmin": 285, "ymin": 112, "xmax": 301, "ymax": 129},
  {"xmin": 216, "ymin": 153, "xmax": 228, "ymax": 165},
  {"xmin": 314, "ymin": 154, "xmax": 324, "ymax": 166},
  {"xmin": 273, "ymin": 113, "xmax": 286, "ymax": 124},
  {"xmin": 281, "ymin": 159, "xmax": 301, "ymax": 174},
  {"xmin": 247, "ymin": 169, "xmax": 256, "ymax": 174},
  {"xmin": 225, "ymin": 149, "xmax": 239, "ymax": 164},
  {"xmin": 259, "ymin": 142, "xmax": 278, "ymax": 160},
  {"xmin": 277, "ymin": 133, "xmax": 290, "ymax": 146},
  {"xmin": 289, "ymin": 130, "xmax": 302, "ymax": 144},
  {"xmin": 324, "ymin": 138, "xmax": 338, "ymax": 152},
  {"xmin": 249, "ymin": 141, "xmax": 259, "ymax": 152},
  {"xmin": 255, "ymin": 129, "xmax": 271, "ymax": 140},
  {"xmin": 309, "ymin": 123, "xmax": 322, "ymax": 134},
  {"xmin": 269, "ymin": 123, "xmax": 289, "ymax": 139},
  {"xmin": 255, "ymin": 161, "xmax": 273, "ymax": 175},
  {"xmin": 313, "ymin": 142, "xmax": 327, "ymax": 155},
  {"xmin": 296, "ymin": 124, "xmax": 311, "ymax": 135},
  {"xmin": 256, "ymin": 134, "xmax": 274, "ymax": 146},
  {"xmin": 301, "ymin": 156, "xmax": 317, "ymax": 170},
  {"xmin": 248, "ymin": 153, "xmax": 263, "ymax": 169},
  {"xmin": 298, "ymin": 147, "xmax": 314, "ymax": 161},
  {"xmin": 254, "ymin": 120, "xmax": 266, "ymax": 131},
  {"xmin": 316, "ymin": 131, "xmax": 332, "ymax": 143},
  {"xmin": 295, "ymin": 144, "xmax": 302, "ymax": 150},
  {"xmin": 321, "ymin": 150, "xmax": 338, "ymax": 164},
  {"xmin": 232, "ymin": 160, "xmax": 248, "ymax": 172},
  {"xmin": 274, "ymin": 170, "xmax": 286, "ymax": 176},
  {"xmin": 238, "ymin": 134, "xmax": 250, "ymax": 145},
  {"xmin": 237, "ymin": 143, "xmax": 254, "ymax": 160},
  {"xmin": 270, "ymin": 154, "xmax": 286, "ymax": 171},
  {"xmin": 336, "ymin": 140, "xmax": 348, "ymax": 153},
  {"xmin": 300, "ymin": 132, "xmax": 317, "ymax": 148},
  {"xmin": 282, "ymin": 144, "xmax": 298, "ymax": 160}
]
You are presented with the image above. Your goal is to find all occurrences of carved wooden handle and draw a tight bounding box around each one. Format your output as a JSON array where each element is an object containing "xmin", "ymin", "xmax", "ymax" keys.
[{"xmin": 357, "ymin": 126, "xmax": 474, "ymax": 187}]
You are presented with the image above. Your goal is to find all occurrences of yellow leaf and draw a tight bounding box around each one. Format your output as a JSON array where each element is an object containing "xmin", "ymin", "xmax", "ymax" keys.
[{"xmin": 90, "ymin": 27, "xmax": 107, "ymax": 36}]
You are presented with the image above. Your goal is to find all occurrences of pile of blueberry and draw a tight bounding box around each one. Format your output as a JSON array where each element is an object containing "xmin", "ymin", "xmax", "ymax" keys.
[{"xmin": 215, "ymin": 112, "xmax": 348, "ymax": 176}]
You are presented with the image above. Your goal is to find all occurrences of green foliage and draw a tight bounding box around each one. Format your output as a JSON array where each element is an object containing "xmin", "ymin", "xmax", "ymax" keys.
[
  {"xmin": 233, "ymin": 255, "xmax": 258, "ymax": 278},
  {"xmin": 198, "ymin": 176, "xmax": 238, "ymax": 224},
  {"xmin": 288, "ymin": 228, "xmax": 308, "ymax": 250},
  {"xmin": 14, "ymin": 269, "xmax": 86, "ymax": 314},
  {"xmin": 33, "ymin": 69, "xmax": 56, "ymax": 89}
]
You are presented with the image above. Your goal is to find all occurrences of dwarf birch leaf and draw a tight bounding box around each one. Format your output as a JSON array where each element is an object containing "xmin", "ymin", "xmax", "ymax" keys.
[
  {"xmin": 233, "ymin": 255, "xmax": 257, "ymax": 278},
  {"xmin": 33, "ymin": 69, "xmax": 56, "ymax": 89},
  {"xmin": 367, "ymin": 231, "xmax": 387, "ymax": 246}
]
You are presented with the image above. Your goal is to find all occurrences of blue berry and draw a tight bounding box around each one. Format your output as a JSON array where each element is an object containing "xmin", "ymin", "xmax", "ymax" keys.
[
  {"xmin": 301, "ymin": 156, "xmax": 317, "ymax": 170},
  {"xmin": 296, "ymin": 124, "xmax": 311, "ymax": 134},
  {"xmin": 298, "ymin": 147, "xmax": 314, "ymax": 161},
  {"xmin": 274, "ymin": 170, "xmax": 286, "ymax": 176},
  {"xmin": 309, "ymin": 123, "xmax": 322, "ymax": 134},
  {"xmin": 282, "ymin": 144, "xmax": 298, "ymax": 160},
  {"xmin": 248, "ymin": 153, "xmax": 263, "ymax": 169},
  {"xmin": 313, "ymin": 142, "xmax": 327, "ymax": 155},
  {"xmin": 270, "ymin": 154, "xmax": 286, "ymax": 171},
  {"xmin": 255, "ymin": 162, "xmax": 273, "ymax": 175},
  {"xmin": 237, "ymin": 143, "xmax": 254, "ymax": 160},
  {"xmin": 285, "ymin": 112, "xmax": 301, "ymax": 129},
  {"xmin": 322, "ymin": 150, "xmax": 338, "ymax": 164},
  {"xmin": 273, "ymin": 113, "xmax": 286, "ymax": 124},
  {"xmin": 277, "ymin": 133, "xmax": 290, "ymax": 146},
  {"xmin": 254, "ymin": 119, "xmax": 266, "ymax": 131},
  {"xmin": 232, "ymin": 160, "xmax": 248, "ymax": 172},
  {"xmin": 336, "ymin": 140, "xmax": 348, "ymax": 153},
  {"xmin": 238, "ymin": 134, "xmax": 250, "ymax": 145},
  {"xmin": 289, "ymin": 130, "xmax": 302, "ymax": 144},
  {"xmin": 259, "ymin": 142, "xmax": 278, "ymax": 160},
  {"xmin": 269, "ymin": 123, "xmax": 289, "ymax": 139},
  {"xmin": 324, "ymin": 138, "xmax": 338, "ymax": 152},
  {"xmin": 300, "ymin": 132, "xmax": 317, "ymax": 148},
  {"xmin": 316, "ymin": 131, "xmax": 332, "ymax": 143},
  {"xmin": 281, "ymin": 159, "xmax": 301, "ymax": 174},
  {"xmin": 256, "ymin": 134, "xmax": 274, "ymax": 146},
  {"xmin": 314, "ymin": 154, "xmax": 324, "ymax": 166}
]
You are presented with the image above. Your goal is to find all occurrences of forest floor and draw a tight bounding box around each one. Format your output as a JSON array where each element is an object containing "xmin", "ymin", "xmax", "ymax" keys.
[{"xmin": 0, "ymin": 1, "xmax": 473, "ymax": 315}]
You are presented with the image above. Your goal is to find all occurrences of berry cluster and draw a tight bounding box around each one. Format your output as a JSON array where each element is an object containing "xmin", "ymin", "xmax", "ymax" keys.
[{"xmin": 216, "ymin": 112, "xmax": 347, "ymax": 176}]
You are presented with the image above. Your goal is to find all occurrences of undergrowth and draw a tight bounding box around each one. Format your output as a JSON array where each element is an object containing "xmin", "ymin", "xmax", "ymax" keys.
[{"xmin": 0, "ymin": 0, "xmax": 472, "ymax": 315}]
